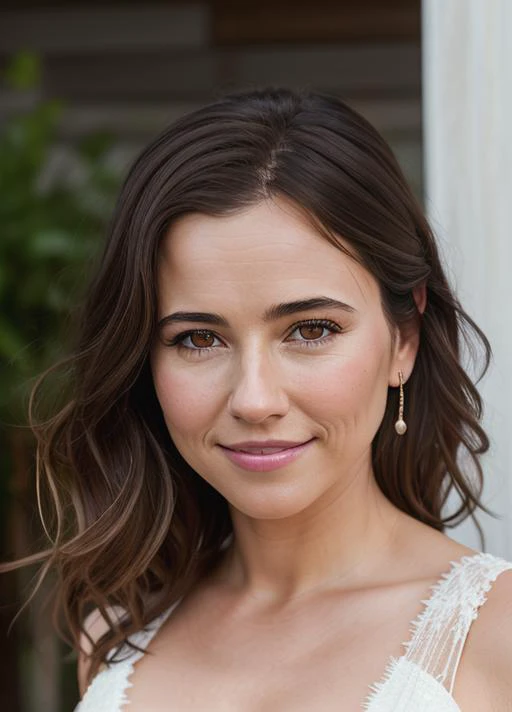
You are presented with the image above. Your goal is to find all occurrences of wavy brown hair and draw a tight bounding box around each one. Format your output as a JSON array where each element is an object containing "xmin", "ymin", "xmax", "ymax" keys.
[{"xmin": 4, "ymin": 87, "xmax": 495, "ymax": 682}]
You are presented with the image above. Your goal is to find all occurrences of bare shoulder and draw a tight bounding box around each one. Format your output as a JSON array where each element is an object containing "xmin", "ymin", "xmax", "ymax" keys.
[
  {"xmin": 400, "ymin": 526, "xmax": 512, "ymax": 710},
  {"xmin": 463, "ymin": 565, "xmax": 512, "ymax": 710},
  {"xmin": 77, "ymin": 608, "xmax": 115, "ymax": 697}
]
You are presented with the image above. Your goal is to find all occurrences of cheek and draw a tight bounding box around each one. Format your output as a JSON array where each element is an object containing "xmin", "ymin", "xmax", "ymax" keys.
[
  {"xmin": 151, "ymin": 357, "xmax": 221, "ymax": 439},
  {"xmin": 298, "ymin": 344, "xmax": 390, "ymax": 433}
]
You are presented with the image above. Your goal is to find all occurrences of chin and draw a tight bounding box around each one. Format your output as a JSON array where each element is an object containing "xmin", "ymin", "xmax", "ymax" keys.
[{"xmin": 224, "ymin": 484, "xmax": 322, "ymax": 521}]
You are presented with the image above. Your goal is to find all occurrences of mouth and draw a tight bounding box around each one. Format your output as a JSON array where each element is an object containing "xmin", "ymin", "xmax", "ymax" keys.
[
  {"xmin": 218, "ymin": 438, "xmax": 316, "ymax": 472},
  {"xmin": 234, "ymin": 446, "xmax": 295, "ymax": 454},
  {"xmin": 222, "ymin": 440, "xmax": 313, "ymax": 453}
]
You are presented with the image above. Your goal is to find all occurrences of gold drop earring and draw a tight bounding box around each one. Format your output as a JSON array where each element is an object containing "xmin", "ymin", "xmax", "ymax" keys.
[{"xmin": 395, "ymin": 370, "xmax": 407, "ymax": 435}]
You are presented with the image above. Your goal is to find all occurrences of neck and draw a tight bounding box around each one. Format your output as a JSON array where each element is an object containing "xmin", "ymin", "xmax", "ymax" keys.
[{"xmin": 219, "ymin": 463, "xmax": 403, "ymax": 606}]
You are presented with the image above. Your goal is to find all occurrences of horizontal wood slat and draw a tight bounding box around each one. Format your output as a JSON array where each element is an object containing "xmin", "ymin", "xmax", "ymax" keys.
[
  {"xmin": 212, "ymin": 0, "xmax": 421, "ymax": 44},
  {"xmin": 0, "ymin": 5, "xmax": 210, "ymax": 53}
]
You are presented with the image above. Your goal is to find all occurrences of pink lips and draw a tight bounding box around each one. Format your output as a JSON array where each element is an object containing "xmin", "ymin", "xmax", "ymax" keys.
[{"xmin": 218, "ymin": 439, "xmax": 315, "ymax": 472}]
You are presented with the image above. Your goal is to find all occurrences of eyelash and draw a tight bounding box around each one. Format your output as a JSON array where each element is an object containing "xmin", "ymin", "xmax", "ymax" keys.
[{"xmin": 166, "ymin": 318, "xmax": 343, "ymax": 356}]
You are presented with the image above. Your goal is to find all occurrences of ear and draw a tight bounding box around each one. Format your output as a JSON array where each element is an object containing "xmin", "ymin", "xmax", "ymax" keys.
[
  {"xmin": 388, "ymin": 284, "xmax": 426, "ymax": 386},
  {"xmin": 413, "ymin": 282, "xmax": 427, "ymax": 315}
]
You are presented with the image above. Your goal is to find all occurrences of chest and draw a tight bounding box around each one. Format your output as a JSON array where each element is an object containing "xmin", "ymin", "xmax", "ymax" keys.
[
  {"xmin": 123, "ymin": 584, "xmax": 472, "ymax": 711},
  {"xmin": 126, "ymin": 638, "xmax": 394, "ymax": 710}
]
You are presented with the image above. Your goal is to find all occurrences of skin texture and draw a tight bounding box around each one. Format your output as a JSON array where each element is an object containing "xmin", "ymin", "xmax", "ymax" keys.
[{"xmin": 79, "ymin": 196, "xmax": 512, "ymax": 710}]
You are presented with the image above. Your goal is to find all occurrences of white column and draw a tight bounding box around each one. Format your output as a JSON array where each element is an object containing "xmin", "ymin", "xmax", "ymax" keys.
[{"xmin": 422, "ymin": 0, "xmax": 512, "ymax": 557}]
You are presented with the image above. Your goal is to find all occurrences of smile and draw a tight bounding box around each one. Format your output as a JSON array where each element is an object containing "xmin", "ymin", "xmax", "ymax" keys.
[
  {"xmin": 218, "ymin": 439, "xmax": 316, "ymax": 472},
  {"xmin": 234, "ymin": 447, "xmax": 292, "ymax": 454}
]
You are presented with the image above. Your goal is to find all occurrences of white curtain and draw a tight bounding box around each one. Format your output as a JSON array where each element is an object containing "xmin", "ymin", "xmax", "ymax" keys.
[{"xmin": 422, "ymin": 0, "xmax": 512, "ymax": 557}]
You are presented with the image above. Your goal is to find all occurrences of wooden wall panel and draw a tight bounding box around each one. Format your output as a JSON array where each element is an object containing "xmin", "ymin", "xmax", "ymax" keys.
[
  {"xmin": 0, "ymin": 1, "xmax": 421, "ymax": 49},
  {"xmin": 41, "ymin": 44, "xmax": 420, "ymax": 103},
  {"xmin": 0, "ymin": 1, "xmax": 423, "ymax": 193}
]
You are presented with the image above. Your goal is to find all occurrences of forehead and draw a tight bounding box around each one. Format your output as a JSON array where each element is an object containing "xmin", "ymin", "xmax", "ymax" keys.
[{"xmin": 157, "ymin": 198, "xmax": 380, "ymax": 311}]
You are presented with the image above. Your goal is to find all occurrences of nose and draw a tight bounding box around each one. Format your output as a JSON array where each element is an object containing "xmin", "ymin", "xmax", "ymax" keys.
[{"xmin": 228, "ymin": 348, "xmax": 289, "ymax": 424}]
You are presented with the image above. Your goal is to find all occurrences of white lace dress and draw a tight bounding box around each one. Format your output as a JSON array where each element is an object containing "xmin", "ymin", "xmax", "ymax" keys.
[{"xmin": 76, "ymin": 551, "xmax": 512, "ymax": 711}]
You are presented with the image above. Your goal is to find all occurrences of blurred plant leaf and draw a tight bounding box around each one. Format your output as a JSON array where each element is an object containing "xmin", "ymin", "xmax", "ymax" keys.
[
  {"xmin": 78, "ymin": 131, "xmax": 114, "ymax": 163},
  {"xmin": 4, "ymin": 51, "xmax": 41, "ymax": 90}
]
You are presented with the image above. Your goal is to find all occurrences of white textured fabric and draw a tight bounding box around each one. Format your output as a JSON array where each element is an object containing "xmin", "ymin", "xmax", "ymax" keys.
[
  {"xmin": 362, "ymin": 552, "xmax": 512, "ymax": 710},
  {"xmin": 76, "ymin": 552, "xmax": 512, "ymax": 711}
]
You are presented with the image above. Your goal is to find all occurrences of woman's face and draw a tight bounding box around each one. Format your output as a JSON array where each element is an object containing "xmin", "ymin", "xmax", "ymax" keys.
[{"xmin": 151, "ymin": 197, "xmax": 412, "ymax": 519}]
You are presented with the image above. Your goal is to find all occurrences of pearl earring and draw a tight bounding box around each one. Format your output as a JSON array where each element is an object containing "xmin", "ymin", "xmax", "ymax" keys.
[{"xmin": 395, "ymin": 370, "xmax": 407, "ymax": 435}]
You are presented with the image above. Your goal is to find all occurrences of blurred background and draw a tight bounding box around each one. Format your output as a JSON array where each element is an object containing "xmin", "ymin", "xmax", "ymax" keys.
[{"xmin": 1, "ymin": 1, "xmax": 510, "ymax": 710}]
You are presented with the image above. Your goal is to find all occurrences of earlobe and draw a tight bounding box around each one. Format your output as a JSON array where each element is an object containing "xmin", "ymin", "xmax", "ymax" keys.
[
  {"xmin": 389, "ymin": 367, "xmax": 407, "ymax": 388},
  {"xmin": 389, "ymin": 324, "xmax": 421, "ymax": 387}
]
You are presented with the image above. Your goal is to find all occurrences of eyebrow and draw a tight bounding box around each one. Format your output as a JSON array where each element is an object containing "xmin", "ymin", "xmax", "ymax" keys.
[{"xmin": 157, "ymin": 297, "xmax": 356, "ymax": 330}]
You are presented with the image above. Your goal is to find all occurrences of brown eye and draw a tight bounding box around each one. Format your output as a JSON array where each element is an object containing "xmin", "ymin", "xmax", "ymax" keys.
[
  {"xmin": 190, "ymin": 331, "xmax": 215, "ymax": 348},
  {"xmin": 298, "ymin": 324, "xmax": 326, "ymax": 340},
  {"xmin": 286, "ymin": 319, "xmax": 342, "ymax": 346}
]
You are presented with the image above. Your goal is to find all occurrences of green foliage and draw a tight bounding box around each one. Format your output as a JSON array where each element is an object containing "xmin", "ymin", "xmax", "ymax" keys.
[
  {"xmin": 0, "ymin": 52, "xmax": 121, "ymax": 421},
  {"xmin": 4, "ymin": 50, "xmax": 41, "ymax": 90},
  {"xmin": 0, "ymin": 52, "xmax": 122, "ymax": 712}
]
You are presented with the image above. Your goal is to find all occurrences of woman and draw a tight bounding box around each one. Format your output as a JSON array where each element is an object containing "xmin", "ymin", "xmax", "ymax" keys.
[{"xmin": 27, "ymin": 88, "xmax": 512, "ymax": 710}]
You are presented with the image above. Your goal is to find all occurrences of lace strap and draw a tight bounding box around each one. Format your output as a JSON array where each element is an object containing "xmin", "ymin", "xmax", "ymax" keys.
[{"xmin": 402, "ymin": 552, "xmax": 512, "ymax": 694}]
